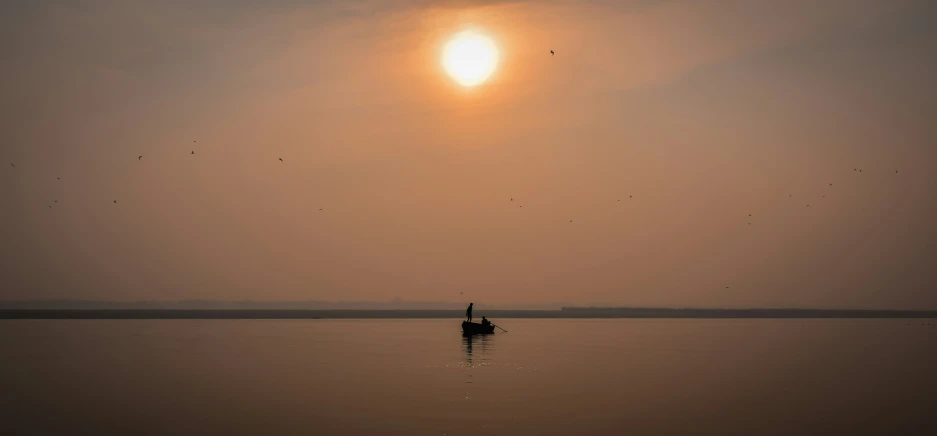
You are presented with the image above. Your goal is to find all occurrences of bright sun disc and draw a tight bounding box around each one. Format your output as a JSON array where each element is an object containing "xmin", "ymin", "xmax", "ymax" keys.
[{"xmin": 443, "ymin": 31, "xmax": 498, "ymax": 87}]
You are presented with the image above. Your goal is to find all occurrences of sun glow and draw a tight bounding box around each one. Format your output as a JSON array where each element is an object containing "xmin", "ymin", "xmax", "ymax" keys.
[{"xmin": 442, "ymin": 31, "xmax": 499, "ymax": 87}]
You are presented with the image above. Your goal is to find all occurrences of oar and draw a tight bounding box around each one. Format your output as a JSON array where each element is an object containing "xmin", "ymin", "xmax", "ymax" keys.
[{"xmin": 492, "ymin": 324, "xmax": 508, "ymax": 333}]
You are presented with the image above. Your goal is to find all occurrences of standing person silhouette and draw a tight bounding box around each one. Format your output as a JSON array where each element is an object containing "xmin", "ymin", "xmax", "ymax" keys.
[{"xmin": 466, "ymin": 303, "xmax": 473, "ymax": 322}]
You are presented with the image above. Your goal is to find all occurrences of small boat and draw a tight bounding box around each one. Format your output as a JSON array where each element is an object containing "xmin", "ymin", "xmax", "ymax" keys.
[{"xmin": 462, "ymin": 321, "xmax": 495, "ymax": 335}]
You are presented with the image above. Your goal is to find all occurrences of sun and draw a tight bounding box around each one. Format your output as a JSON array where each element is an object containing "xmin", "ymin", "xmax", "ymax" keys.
[{"xmin": 442, "ymin": 31, "xmax": 499, "ymax": 87}]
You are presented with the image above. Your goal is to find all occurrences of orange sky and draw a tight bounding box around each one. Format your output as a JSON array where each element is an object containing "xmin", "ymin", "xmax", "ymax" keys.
[{"xmin": 2, "ymin": 0, "xmax": 936, "ymax": 308}]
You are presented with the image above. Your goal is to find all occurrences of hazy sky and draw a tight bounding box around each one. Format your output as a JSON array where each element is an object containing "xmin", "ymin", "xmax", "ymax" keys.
[{"xmin": 2, "ymin": 0, "xmax": 936, "ymax": 308}]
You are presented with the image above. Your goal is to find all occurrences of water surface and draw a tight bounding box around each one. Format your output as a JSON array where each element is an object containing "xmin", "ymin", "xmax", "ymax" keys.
[{"xmin": 1, "ymin": 319, "xmax": 935, "ymax": 435}]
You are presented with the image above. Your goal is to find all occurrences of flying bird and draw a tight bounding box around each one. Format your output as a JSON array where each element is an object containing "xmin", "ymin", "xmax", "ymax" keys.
[
  {"xmin": 748, "ymin": 222, "xmax": 751, "ymax": 226},
  {"xmin": 191, "ymin": 151, "xmax": 195, "ymax": 155},
  {"xmin": 896, "ymin": 170, "xmax": 899, "ymax": 173},
  {"xmin": 550, "ymin": 50, "xmax": 554, "ymax": 55},
  {"xmin": 789, "ymin": 194, "xmax": 792, "ymax": 197},
  {"xmin": 749, "ymin": 213, "xmax": 752, "ymax": 217},
  {"xmin": 278, "ymin": 157, "xmax": 283, "ymax": 162},
  {"xmin": 829, "ymin": 183, "xmax": 832, "ymax": 186},
  {"xmin": 114, "ymin": 200, "xmax": 118, "ymax": 204},
  {"xmin": 54, "ymin": 200, "xmax": 57, "ymax": 203},
  {"xmin": 138, "ymin": 156, "xmax": 142, "ymax": 160},
  {"xmin": 319, "ymin": 208, "xmax": 323, "ymax": 211},
  {"xmin": 57, "ymin": 177, "xmax": 60, "ymax": 180},
  {"xmin": 805, "ymin": 204, "xmax": 810, "ymax": 208},
  {"xmin": 510, "ymin": 198, "xmax": 513, "ymax": 202},
  {"xmin": 569, "ymin": 219, "xmax": 573, "ymax": 223}
]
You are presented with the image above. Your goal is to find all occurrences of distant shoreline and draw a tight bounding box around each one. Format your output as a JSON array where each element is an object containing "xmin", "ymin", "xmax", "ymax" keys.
[{"xmin": 2, "ymin": 308, "xmax": 935, "ymax": 319}]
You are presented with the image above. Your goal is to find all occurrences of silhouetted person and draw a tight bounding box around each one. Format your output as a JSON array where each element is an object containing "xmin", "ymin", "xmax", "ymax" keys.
[
  {"xmin": 466, "ymin": 303, "xmax": 473, "ymax": 322},
  {"xmin": 481, "ymin": 316, "xmax": 491, "ymax": 327}
]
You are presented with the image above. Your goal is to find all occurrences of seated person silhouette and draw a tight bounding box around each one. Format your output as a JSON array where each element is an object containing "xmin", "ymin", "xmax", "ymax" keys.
[{"xmin": 481, "ymin": 316, "xmax": 491, "ymax": 327}]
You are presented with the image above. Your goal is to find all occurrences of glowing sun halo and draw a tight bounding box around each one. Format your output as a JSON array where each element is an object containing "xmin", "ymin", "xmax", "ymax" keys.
[{"xmin": 443, "ymin": 31, "xmax": 499, "ymax": 87}]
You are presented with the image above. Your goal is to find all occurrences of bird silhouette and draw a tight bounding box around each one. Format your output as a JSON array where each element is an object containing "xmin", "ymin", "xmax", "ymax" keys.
[
  {"xmin": 190, "ymin": 151, "xmax": 195, "ymax": 155},
  {"xmin": 9, "ymin": 163, "xmax": 14, "ymax": 168},
  {"xmin": 319, "ymin": 208, "xmax": 323, "ymax": 211},
  {"xmin": 550, "ymin": 50, "xmax": 554, "ymax": 55},
  {"xmin": 789, "ymin": 194, "xmax": 792, "ymax": 197},
  {"xmin": 895, "ymin": 170, "xmax": 899, "ymax": 173},
  {"xmin": 49, "ymin": 205, "xmax": 52, "ymax": 208},
  {"xmin": 510, "ymin": 198, "xmax": 513, "ymax": 202},
  {"xmin": 749, "ymin": 213, "xmax": 752, "ymax": 217},
  {"xmin": 569, "ymin": 219, "xmax": 573, "ymax": 223},
  {"xmin": 57, "ymin": 177, "xmax": 60, "ymax": 180},
  {"xmin": 859, "ymin": 169, "xmax": 862, "ymax": 172},
  {"xmin": 629, "ymin": 195, "xmax": 633, "ymax": 198},
  {"xmin": 829, "ymin": 183, "xmax": 832, "ymax": 186},
  {"xmin": 748, "ymin": 222, "xmax": 751, "ymax": 225},
  {"xmin": 725, "ymin": 286, "xmax": 730, "ymax": 289},
  {"xmin": 854, "ymin": 168, "xmax": 857, "ymax": 171},
  {"xmin": 113, "ymin": 200, "xmax": 117, "ymax": 204},
  {"xmin": 806, "ymin": 204, "xmax": 810, "ymax": 208},
  {"xmin": 54, "ymin": 200, "xmax": 57, "ymax": 203},
  {"xmin": 278, "ymin": 157, "xmax": 283, "ymax": 162},
  {"xmin": 138, "ymin": 156, "xmax": 142, "ymax": 160}
]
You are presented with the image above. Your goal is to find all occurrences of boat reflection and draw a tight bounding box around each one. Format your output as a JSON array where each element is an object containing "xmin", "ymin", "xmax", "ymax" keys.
[{"xmin": 462, "ymin": 331, "xmax": 493, "ymax": 366}]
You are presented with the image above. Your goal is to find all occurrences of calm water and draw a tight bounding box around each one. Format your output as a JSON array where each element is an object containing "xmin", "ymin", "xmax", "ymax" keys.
[{"xmin": 1, "ymin": 319, "xmax": 935, "ymax": 435}]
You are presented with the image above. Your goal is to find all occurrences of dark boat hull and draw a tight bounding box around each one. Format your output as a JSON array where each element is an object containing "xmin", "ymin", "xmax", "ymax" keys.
[{"xmin": 462, "ymin": 321, "xmax": 495, "ymax": 335}]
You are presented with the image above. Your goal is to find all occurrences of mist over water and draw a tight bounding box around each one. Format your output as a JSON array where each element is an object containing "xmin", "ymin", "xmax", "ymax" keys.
[{"xmin": 1, "ymin": 319, "xmax": 934, "ymax": 435}]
